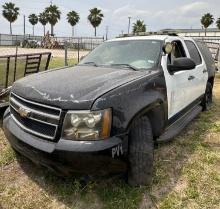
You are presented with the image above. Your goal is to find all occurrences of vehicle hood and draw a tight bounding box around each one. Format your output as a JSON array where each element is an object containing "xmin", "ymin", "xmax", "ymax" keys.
[{"xmin": 12, "ymin": 65, "xmax": 148, "ymax": 110}]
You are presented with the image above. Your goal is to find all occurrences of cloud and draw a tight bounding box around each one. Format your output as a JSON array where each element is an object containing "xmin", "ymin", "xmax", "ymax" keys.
[
  {"xmin": 112, "ymin": 1, "xmax": 215, "ymax": 31},
  {"xmin": 180, "ymin": 2, "xmax": 208, "ymax": 16},
  {"xmin": 152, "ymin": 1, "xmax": 212, "ymax": 29},
  {"xmin": 113, "ymin": 5, "xmax": 151, "ymax": 21},
  {"xmin": 154, "ymin": 1, "xmax": 209, "ymax": 18}
]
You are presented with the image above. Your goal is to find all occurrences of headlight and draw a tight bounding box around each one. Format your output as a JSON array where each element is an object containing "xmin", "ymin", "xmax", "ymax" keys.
[{"xmin": 62, "ymin": 109, "xmax": 112, "ymax": 140}]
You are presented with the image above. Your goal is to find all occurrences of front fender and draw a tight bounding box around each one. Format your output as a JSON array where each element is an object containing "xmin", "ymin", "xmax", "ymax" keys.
[{"xmin": 92, "ymin": 71, "xmax": 168, "ymax": 136}]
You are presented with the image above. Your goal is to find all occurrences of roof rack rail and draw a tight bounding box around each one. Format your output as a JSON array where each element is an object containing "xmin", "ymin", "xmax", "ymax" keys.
[{"xmin": 118, "ymin": 31, "xmax": 179, "ymax": 38}]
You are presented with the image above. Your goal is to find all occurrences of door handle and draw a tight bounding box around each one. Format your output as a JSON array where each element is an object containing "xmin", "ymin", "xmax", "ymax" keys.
[
  {"xmin": 203, "ymin": 69, "xmax": 208, "ymax": 73},
  {"xmin": 188, "ymin": 75, "xmax": 195, "ymax": 81}
]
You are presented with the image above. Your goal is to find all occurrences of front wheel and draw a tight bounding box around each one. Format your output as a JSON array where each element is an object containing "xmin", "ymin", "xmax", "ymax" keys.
[
  {"xmin": 127, "ymin": 116, "xmax": 154, "ymax": 186},
  {"xmin": 202, "ymin": 82, "xmax": 213, "ymax": 111}
]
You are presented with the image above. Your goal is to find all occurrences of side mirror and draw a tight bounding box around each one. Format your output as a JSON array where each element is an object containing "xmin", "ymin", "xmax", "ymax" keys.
[
  {"xmin": 168, "ymin": 57, "xmax": 196, "ymax": 73},
  {"xmin": 163, "ymin": 42, "xmax": 173, "ymax": 54}
]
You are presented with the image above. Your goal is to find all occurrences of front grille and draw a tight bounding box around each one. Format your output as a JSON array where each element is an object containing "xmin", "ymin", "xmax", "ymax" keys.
[{"xmin": 10, "ymin": 92, "xmax": 62, "ymax": 140}]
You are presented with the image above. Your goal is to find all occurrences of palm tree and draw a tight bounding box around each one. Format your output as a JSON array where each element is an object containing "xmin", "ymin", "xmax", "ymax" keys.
[
  {"xmin": 133, "ymin": 20, "xmax": 146, "ymax": 34},
  {"xmin": 2, "ymin": 2, "xmax": 20, "ymax": 35},
  {"xmin": 201, "ymin": 13, "xmax": 214, "ymax": 36},
  {"xmin": 67, "ymin": 10, "xmax": 80, "ymax": 37},
  {"xmin": 28, "ymin": 14, "xmax": 38, "ymax": 36},
  {"xmin": 44, "ymin": 5, "xmax": 61, "ymax": 36},
  {"xmin": 216, "ymin": 18, "xmax": 220, "ymax": 30},
  {"xmin": 39, "ymin": 12, "xmax": 48, "ymax": 36},
  {"xmin": 88, "ymin": 8, "xmax": 104, "ymax": 37}
]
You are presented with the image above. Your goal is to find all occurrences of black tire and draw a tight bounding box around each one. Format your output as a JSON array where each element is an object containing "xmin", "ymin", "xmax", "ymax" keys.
[
  {"xmin": 202, "ymin": 82, "xmax": 213, "ymax": 111},
  {"xmin": 128, "ymin": 116, "xmax": 154, "ymax": 186}
]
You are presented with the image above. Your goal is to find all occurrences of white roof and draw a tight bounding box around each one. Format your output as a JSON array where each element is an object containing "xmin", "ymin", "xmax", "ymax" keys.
[
  {"xmin": 107, "ymin": 35, "xmax": 195, "ymax": 43},
  {"xmin": 107, "ymin": 35, "xmax": 169, "ymax": 42}
]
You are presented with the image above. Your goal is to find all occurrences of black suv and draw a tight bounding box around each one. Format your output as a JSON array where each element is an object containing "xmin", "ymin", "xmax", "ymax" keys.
[{"xmin": 3, "ymin": 35, "xmax": 216, "ymax": 186}]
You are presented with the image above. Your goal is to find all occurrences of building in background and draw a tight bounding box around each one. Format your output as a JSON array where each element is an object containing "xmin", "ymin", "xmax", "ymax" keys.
[
  {"xmin": 160, "ymin": 28, "xmax": 220, "ymax": 38},
  {"xmin": 120, "ymin": 28, "xmax": 220, "ymax": 40}
]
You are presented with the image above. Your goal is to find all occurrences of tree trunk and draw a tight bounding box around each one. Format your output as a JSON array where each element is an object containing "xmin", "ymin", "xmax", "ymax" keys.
[
  {"xmin": 205, "ymin": 28, "xmax": 207, "ymax": 37},
  {"xmin": 95, "ymin": 27, "xmax": 97, "ymax": 37},
  {"xmin": 72, "ymin": 26, "xmax": 74, "ymax": 37},
  {"xmin": 51, "ymin": 24, "xmax": 54, "ymax": 36},
  {"xmin": 33, "ymin": 25, "xmax": 35, "ymax": 36},
  {"xmin": 43, "ymin": 25, "xmax": 45, "ymax": 36},
  {"xmin": 10, "ymin": 22, "xmax": 12, "ymax": 35}
]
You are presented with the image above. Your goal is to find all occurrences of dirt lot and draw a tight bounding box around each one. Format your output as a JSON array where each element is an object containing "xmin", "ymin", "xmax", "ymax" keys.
[
  {"xmin": 0, "ymin": 76, "xmax": 220, "ymax": 209},
  {"xmin": 0, "ymin": 47, "xmax": 89, "ymax": 58}
]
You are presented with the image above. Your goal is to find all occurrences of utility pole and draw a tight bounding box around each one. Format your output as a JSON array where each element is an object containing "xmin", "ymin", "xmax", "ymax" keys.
[
  {"xmin": 23, "ymin": 15, "xmax": 26, "ymax": 36},
  {"xmin": 120, "ymin": 30, "xmax": 124, "ymax": 37},
  {"xmin": 128, "ymin": 17, "xmax": 131, "ymax": 34},
  {"xmin": 105, "ymin": 26, "xmax": 109, "ymax": 40}
]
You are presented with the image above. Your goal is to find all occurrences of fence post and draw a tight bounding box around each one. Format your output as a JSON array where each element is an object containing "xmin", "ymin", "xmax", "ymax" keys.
[
  {"xmin": 45, "ymin": 53, "xmax": 52, "ymax": 71},
  {"xmin": 64, "ymin": 41, "xmax": 68, "ymax": 66},
  {"xmin": 5, "ymin": 57, "xmax": 10, "ymax": 88},
  {"xmin": 77, "ymin": 38, "xmax": 80, "ymax": 63},
  {"xmin": 13, "ymin": 44, "xmax": 18, "ymax": 82},
  {"xmin": 91, "ymin": 38, "xmax": 93, "ymax": 50}
]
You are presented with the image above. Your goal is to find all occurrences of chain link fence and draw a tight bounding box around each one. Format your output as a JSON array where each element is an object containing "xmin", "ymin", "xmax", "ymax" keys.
[
  {"xmin": 0, "ymin": 34, "xmax": 104, "ymax": 67},
  {"xmin": 0, "ymin": 34, "xmax": 104, "ymax": 105}
]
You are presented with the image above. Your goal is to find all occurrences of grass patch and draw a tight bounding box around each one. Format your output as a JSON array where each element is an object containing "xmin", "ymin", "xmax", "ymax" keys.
[
  {"xmin": 0, "ymin": 145, "xmax": 16, "ymax": 167},
  {"xmin": 96, "ymin": 181, "xmax": 143, "ymax": 209},
  {"xmin": 0, "ymin": 56, "xmax": 77, "ymax": 88},
  {"xmin": 49, "ymin": 57, "xmax": 77, "ymax": 69}
]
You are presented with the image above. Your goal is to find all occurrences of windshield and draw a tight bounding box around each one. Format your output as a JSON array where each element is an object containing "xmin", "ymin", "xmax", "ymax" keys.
[{"xmin": 80, "ymin": 40, "xmax": 162, "ymax": 70}]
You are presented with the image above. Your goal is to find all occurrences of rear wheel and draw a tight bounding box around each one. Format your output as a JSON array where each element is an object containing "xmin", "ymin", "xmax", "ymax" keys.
[
  {"xmin": 202, "ymin": 82, "xmax": 213, "ymax": 111},
  {"xmin": 127, "ymin": 116, "xmax": 154, "ymax": 186}
]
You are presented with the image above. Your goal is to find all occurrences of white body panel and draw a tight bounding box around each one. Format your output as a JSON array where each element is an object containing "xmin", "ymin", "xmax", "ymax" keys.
[
  {"xmin": 183, "ymin": 38, "xmax": 208, "ymax": 103},
  {"xmin": 162, "ymin": 37, "xmax": 208, "ymax": 119}
]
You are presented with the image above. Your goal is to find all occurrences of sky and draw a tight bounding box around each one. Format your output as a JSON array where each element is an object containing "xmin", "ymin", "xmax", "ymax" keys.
[{"xmin": 0, "ymin": 0, "xmax": 219, "ymax": 38}]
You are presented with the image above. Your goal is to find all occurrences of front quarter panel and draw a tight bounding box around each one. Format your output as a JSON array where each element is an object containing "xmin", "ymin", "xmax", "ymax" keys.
[{"xmin": 92, "ymin": 70, "xmax": 168, "ymax": 136}]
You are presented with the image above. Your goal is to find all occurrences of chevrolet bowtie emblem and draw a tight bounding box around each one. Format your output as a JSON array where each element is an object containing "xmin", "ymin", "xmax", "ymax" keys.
[{"xmin": 18, "ymin": 107, "xmax": 31, "ymax": 118}]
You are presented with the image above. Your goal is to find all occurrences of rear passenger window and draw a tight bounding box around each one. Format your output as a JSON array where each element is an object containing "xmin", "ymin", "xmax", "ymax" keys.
[{"xmin": 185, "ymin": 40, "xmax": 202, "ymax": 65}]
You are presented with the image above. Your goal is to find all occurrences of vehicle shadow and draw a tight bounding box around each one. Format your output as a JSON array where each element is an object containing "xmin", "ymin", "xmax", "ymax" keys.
[{"xmin": 0, "ymin": 107, "xmax": 7, "ymax": 128}]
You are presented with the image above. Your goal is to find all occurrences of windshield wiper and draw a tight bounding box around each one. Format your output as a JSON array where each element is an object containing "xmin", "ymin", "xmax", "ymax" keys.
[
  {"xmin": 80, "ymin": 62, "xmax": 98, "ymax": 67},
  {"xmin": 110, "ymin": 64, "xmax": 138, "ymax": 71}
]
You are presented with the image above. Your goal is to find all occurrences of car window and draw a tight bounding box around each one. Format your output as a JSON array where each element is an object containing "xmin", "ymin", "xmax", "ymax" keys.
[
  {"xmin": 185, "ymin": 40, "xmax": 202, "ymax": 65},
  {"xmin": 167, "ymin": 40, "xmax": 186, "ymax": 65},
  {"xmin": 80, "ymin": 40, "xmax": 162, "ymax": 70}
]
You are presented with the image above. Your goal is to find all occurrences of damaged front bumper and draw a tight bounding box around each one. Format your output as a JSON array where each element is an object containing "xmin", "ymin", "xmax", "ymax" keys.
[
  {"xmin": 3, "ymin": 108, "xmax": 128, "ymax": 175},
  {"xmin": 0, "ymin": 87, "xmax": 11, "ymax": 108}
]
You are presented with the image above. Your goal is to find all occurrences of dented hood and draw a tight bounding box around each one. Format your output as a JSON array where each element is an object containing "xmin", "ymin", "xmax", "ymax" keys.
[{"xmin": 12, "ymin": 65, "xmax": 146, "ymax": 109}]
